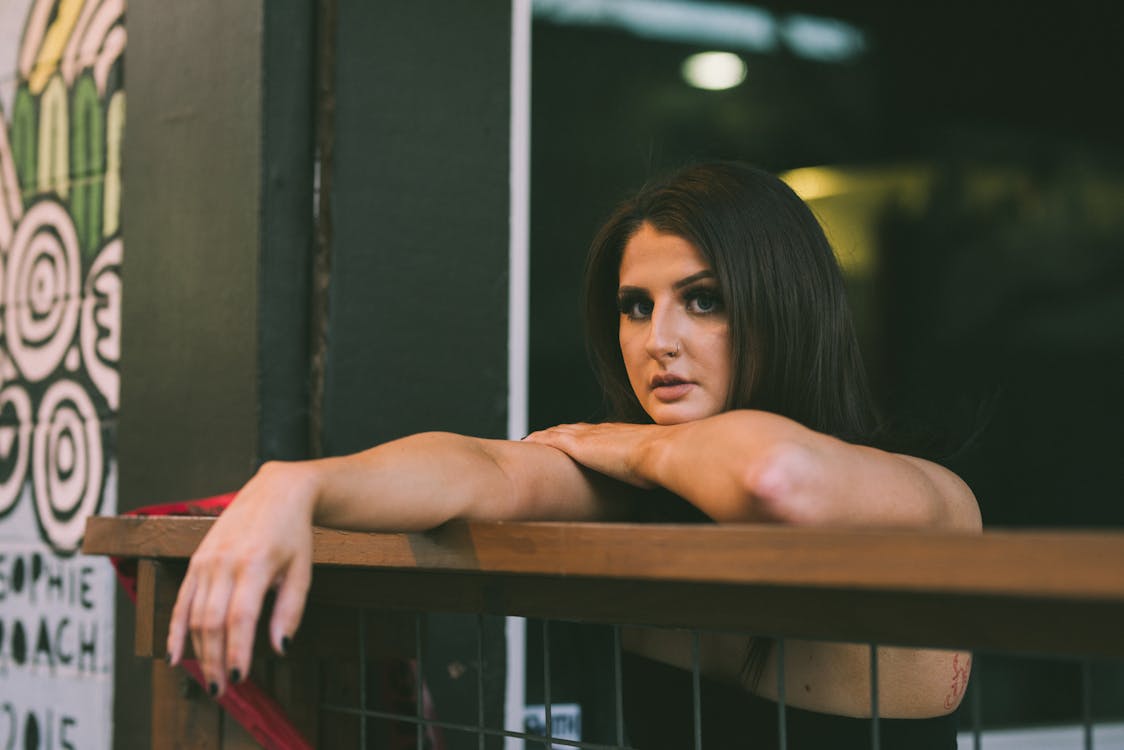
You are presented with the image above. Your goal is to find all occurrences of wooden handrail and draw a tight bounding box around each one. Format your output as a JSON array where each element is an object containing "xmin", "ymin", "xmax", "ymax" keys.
[{"xmin": 84, "ymin": 516, "xmax": 1124, "ymax": 658}]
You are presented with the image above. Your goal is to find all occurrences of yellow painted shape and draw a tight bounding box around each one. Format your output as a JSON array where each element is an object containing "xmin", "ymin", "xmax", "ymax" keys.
[
  {"xmin": 103, "ymin": 90, "xmax": 124, "ymax": 237},
  {"xmin": 37, "ymin": 75, "xmax": 70, "ymax": 199},
  {"xmin": 28, "ymin": 0, "xmax": 86, "ymax": 94}
]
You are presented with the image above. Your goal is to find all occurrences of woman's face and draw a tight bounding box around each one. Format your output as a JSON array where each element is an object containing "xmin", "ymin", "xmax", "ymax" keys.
[{"xmin": 617, "ymin": 223, "xmax": 732, "ymax": 425}]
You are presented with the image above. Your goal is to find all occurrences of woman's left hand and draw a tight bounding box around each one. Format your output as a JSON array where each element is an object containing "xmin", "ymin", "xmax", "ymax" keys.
[{"xmin": 523, "ymin": 422, "xmax": 664, "ymax": 488}]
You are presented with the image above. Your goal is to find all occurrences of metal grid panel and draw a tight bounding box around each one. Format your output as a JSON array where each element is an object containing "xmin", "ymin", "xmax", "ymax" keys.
[
  {"xmin": 870, "ymin": 644, "xmax": 880, "ymax": 750},
  {"xmin": 319, "ymin": 610, "xmax": 812, "ymax": 749},
  {"xmin": 318, "ymin": 609, "xmax": 1123, "ymax": 749}
]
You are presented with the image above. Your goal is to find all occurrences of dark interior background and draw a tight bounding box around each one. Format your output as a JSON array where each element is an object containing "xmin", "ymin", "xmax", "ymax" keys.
[
  {"xmin": 528, "ymin": 2, "xmax": 1124, "ymax": 732},
  {"xmin": 528, "ymin": 0, "xmax": 1124, "ymax": 530}
]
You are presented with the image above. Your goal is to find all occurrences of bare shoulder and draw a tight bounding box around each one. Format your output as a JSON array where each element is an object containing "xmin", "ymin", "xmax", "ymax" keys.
[
  {"xmin": 895, "ymin": 453, "xmax": 983, "ymax": 532},
  {"xmin": 736, "ymin": 413, "xmax": 983, "ymax": 530}
]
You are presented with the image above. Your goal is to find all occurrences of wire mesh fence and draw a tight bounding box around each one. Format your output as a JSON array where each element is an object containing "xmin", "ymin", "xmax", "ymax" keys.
[{"xmin": 315, "ymin": 607, "xmax": 1124, "ymax": 750}]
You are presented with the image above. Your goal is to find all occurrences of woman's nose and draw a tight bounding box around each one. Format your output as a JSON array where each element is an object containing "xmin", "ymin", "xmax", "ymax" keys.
[{"xmin": 645, "ymin": 305, "xmax": 682, "ymax": 359}]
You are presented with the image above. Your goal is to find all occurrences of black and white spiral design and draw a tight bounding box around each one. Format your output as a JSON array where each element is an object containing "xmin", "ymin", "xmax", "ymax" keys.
[
  {"xmin": 32, "ymin": 380, "xmax": 103, "ymax": 554},
  {"xmin": 4, "ymin": 201, "xmax": 81, "ymax": 383},
  {"xmin": 81, "ymin": 239, "xmax": 122, "ymax": 410},
  {"xmin": 0, "ymin": 385, "xmax": 32, "ymax": 518}
]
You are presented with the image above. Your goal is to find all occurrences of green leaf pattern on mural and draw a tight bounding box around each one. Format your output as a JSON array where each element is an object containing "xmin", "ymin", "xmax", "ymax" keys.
[
  {"xmin": 12, "ymin": 86, "xmax": 37, "ymax": 205},
  {"xmin": 71, "ymin": 73, "xmax": 104, "ymax": 258}
]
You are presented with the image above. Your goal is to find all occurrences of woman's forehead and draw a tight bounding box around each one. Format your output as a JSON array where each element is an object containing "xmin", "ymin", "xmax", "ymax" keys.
[{"xmin": 618, "ymin": 224, "xmax": 711, "ymax": 284}]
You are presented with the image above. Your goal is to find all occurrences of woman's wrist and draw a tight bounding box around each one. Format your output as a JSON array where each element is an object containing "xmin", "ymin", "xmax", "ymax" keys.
[
  {"xmin": 633, "ymin": 422, "xmax": 679, "ymax": 489},
  {"xmin": 255, "ymin": 459, "xmax": 323, "ymax": 524}
]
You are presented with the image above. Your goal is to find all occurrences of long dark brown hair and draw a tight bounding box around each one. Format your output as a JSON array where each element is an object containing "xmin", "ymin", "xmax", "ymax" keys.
[
  {"xmin": 582, "ymin": 160, "xmax": 882, "ymax": 684},
  {"xmin": 584, "ymin": 160, "xmax": 878, "ymax": 442}
]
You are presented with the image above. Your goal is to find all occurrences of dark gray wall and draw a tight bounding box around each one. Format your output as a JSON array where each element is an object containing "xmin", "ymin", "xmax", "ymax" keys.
[
  {"xmin": 119, "ymin": 2, "xmax": 264, "ymax": 506},
  {"xmin": 118, "ymin": 5, "xmax": 264, "ymax": 746},
  {"xmin": 260, "ymin": 2, "xmax": 317, "ymax": 462},
  {"xmin": 118, "ymin": 1, "xmax": 315, "ymax": 745},
  {"xmin": 323, "ymin": 0, "xmax": 513, "ymax": 454},
  {"xmin": 119, "ymin": 0, "xmax": 317, "ymax": 546},
  {"xmin": 118, "ymin": 0, "xmax": 512, "ymax": 745},
  {"xmin": 320, "ymin": 2, "xmax": 516, "ymax": 739}
]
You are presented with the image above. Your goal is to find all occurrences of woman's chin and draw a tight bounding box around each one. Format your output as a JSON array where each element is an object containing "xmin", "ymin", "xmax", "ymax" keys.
[{"xmin": 645, "ymin": 400, "xmax": 720, "ymax": 426}]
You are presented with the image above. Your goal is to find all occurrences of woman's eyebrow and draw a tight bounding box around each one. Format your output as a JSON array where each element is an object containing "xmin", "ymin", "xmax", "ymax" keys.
[
  {"xmin": 672, "ymin": 270, "xmax": 716, "ymax": 290},
  {"xmin": 618, "ymin": 270, "xmax": 716, "ymax": 296}
]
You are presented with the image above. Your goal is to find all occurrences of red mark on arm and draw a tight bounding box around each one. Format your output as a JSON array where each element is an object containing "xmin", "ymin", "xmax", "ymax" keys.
[{"xmin": 944, "ymin": 653, "xmax": 972, "ymax": 710}]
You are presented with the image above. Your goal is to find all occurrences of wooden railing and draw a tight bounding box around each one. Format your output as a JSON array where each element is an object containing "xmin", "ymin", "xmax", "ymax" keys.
[{"xmin": 83, "ymin": 516, "xmax": 1124, "ymax": 747}]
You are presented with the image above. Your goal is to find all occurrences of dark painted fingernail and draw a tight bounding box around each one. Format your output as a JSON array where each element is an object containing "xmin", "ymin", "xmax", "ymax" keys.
[
  {"xmin": 281, "ymin": 636, "xmax": 291, "ymax": 655},
  {"xmin": 208, "ymin": 681, "xmax": 218, "ymax": 697},
  {"xmin": 230, "ymin": 668, "xmax": 241, "ymax": 685}
]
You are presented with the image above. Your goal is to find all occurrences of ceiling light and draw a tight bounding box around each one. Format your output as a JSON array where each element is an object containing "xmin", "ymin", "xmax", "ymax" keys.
[{"xmin": 681, "ymin": 51, "xmax": 747, "ymax": 91}]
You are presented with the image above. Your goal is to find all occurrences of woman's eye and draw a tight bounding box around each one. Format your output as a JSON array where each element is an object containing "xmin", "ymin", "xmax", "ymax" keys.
[
  {"xmin": 687, "ymin": 290, "xmax": 722, "ymax": 314},
  {"xmin": 618, "ymin": 296, "xmax": 653, "ymax": 319}
]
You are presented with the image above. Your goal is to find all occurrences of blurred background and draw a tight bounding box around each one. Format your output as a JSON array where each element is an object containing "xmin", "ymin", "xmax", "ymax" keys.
[
  {"xmin": 525, "ymin": 2, "xmax": 1124, "ymax": 734},
  {"xmin": 527, "ymin": 0, "xmax": 1124, "ymax": 529}
]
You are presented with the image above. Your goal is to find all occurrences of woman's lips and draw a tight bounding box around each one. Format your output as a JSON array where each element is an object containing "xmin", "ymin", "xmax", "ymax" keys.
[
  {"xmin": 651, "ymin": 377, "xmax": 692, "ymax": 402},
  {"xmin": 656, "ymin": 384, "xmax": 687, "ymax": 402}
]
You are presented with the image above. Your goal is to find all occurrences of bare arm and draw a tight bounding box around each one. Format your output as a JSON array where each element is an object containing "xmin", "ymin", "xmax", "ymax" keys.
[
  {"xmin": 167, "ymin": 432, "xmax": 633, "ymax": 697},
  {"xmin": 646, "ymin": 410, "xmax": 980, "ymax": 530},
  {"xmin": 528, "ymin": 409, "xmax": 981, "ymax": 531},
  {"xmin": 313, "ymin": 432, "xmax": 632, "ymax": 529}
]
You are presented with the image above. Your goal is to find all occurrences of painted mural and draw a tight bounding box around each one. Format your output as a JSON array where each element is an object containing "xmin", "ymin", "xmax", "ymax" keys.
[{"xmin": 0, "ymin": 1, "xmax": 124, "ymax": 748}]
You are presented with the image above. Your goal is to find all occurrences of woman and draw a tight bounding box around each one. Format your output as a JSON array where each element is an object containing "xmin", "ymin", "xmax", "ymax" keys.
[{"xmin": 168, "ymin": 161, "xmax": 981, "ymax": 743}]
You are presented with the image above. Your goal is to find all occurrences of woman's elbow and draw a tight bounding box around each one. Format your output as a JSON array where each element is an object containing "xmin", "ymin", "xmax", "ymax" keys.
[{"xmin": 740, "ymin": 442, "xmax": 822, "ymax": 525}]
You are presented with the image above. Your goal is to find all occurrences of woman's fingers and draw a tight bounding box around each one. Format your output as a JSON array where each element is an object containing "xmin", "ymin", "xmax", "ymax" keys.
[
  {"xmin": 524, "ymin": 422, "xmax": 657, "ymax": 488},
  {"xmin": 223, "ymin": 560, "xmax": 272, "ymax": 685},
  {"xmin": 270, "ymin": 549, "xmax": 312, "ymax": 656},
  {"xmin": 186, "ymin": 571, "xmax": 210, "ymax": 676},
  {"xmin": 195, "ymin": 566, "xmax": 236, "ymax": 696},
  {"xmin": 169, "ymin": 549, "xmax": 303, "ymax": 698},
  {"xmin": 167, "ymin": 571, "xmax": 198, "ymax": 665},
  {"xmin": 523, "ymin": 426, "xmax": 576, "ymax": 452}
]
